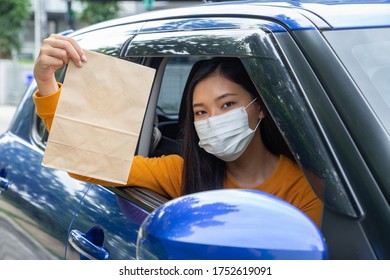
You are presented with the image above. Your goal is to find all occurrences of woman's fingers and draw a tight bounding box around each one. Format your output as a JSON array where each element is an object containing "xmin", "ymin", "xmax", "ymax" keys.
[
  {"xmin": 34, "ymin": 33, "xmax": 87, "ymax": 96},
  {"xmin": 43, "ymin": 34, "xmax": 86, "ymax": 67},
  {"xmin": 40, "ymin": 45, "xmax": 70, "ymax": 66},
  {"xmin": 34, "ymin": 34, "xmax": 88, "ymax": 81}
]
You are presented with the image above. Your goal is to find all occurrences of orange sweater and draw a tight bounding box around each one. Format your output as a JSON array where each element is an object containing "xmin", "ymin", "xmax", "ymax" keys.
[{"xmin": 33, "ymin": 84, "xmax": 322, "ymax": 226}]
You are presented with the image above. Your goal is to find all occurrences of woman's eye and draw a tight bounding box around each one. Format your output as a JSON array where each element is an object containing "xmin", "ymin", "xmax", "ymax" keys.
[
  {"xmin": 222, "ymin": 102, "xmax": 235, "ymax": 109},
  {"xmin": 194, "ymin": 110, "xmax": 206, "ymax": 116}
]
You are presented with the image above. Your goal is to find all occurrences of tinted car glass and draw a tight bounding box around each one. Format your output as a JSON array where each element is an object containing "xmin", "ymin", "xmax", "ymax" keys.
[
  {"xmin": 324, "ymin": 28, "xmax": 390, "ymax": 133},
  {"xmin": 74, "ymin": 23, "xmax": 143, "ymax": 56},
  {"xmin": 323, "ymin": 28, "xmax": 390, "ymax": 205},
  {"xmin": 158, "ymin": 57, "xmax": 198, "ymax": 115}
]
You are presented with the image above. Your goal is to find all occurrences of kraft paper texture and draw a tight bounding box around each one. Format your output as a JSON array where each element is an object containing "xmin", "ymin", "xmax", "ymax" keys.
[{"xmin": 42, "ymin": 49, "xmax": 156, "ymax": 184}]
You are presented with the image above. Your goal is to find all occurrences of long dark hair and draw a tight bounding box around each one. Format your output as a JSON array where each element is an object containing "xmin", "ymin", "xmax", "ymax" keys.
[{"xmin": 181, "ymin": 57, "xmax": 293, "ymax": 195}]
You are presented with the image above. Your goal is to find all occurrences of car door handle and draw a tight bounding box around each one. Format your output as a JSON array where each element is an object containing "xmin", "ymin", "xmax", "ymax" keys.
[
  {"xmin": 0, "ymin": 177, "xmax": 9, "ymax": 191},
  {"xmin": 0, "ymin": 169, "xmax": 9, "ymax": 191},
  {"xmin": 68, "ymin": 228, "xmax": 109, "ymax": 260}
]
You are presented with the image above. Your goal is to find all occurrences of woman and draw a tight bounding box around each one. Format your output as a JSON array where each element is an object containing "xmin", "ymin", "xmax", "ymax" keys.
[{"xmin": 33, "ymin": 34, "xmax": 322, "ymax": 226}]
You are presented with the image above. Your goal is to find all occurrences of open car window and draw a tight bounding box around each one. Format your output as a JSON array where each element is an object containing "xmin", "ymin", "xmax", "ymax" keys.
[{"xmin": 122, "ymin": 21, "xmax": 360, "ymax": 217}]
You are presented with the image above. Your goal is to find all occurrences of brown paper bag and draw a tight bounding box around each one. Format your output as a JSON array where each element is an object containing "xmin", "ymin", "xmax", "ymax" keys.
[{"xmin": 42, "ymin": 49, "xmax": 156, "ymax": 184}]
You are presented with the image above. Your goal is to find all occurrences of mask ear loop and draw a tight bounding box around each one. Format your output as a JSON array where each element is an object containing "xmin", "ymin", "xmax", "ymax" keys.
[
  {"xmin": 244, "ymin": 97, "xmax": 258, "ymax": 110},
  {"xmin": 245, "ymin": 97, "xmax": 261, "ymax": 132},
  {"xmin": 251, "ymin": 118, "xmax": 262, "ymax": 132}
]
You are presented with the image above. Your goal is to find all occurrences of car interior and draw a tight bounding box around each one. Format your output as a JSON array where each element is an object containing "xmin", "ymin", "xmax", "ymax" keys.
[{"xmin": 150, "ymin": 57, "xmax": 206, "ymax": 158}]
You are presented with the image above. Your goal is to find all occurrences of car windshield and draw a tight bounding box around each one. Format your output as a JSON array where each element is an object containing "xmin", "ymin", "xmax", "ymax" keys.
[{"xmin": 323, "ymin": 27, "xmax": 390, "ymax": 134}]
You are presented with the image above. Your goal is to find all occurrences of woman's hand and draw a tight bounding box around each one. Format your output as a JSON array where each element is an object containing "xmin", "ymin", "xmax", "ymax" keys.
[{"xmin": 33, "ymin": 34, "xmax": 87, "ymax": 97}]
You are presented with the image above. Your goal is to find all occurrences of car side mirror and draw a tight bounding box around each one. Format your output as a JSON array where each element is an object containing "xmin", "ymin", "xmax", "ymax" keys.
[{"xmin": 136, "ymin": 189, "xmax": 327, "ymax": 259}]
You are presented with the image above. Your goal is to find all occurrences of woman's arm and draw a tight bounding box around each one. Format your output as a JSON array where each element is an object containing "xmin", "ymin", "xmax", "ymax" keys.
[{"xmin": 33, "ymin": 36, "xmax": 183, "ymax": 198}]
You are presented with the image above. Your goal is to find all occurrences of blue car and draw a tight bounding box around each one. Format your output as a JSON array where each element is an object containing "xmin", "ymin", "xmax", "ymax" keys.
[{"xmin": 0, "ymin": 0, "xmax": 389, "ymax": 260}]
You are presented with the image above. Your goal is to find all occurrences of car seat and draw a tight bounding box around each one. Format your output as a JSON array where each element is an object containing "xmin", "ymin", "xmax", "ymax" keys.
[
  {"xmin": 149, "ymin": 59, "xmax": 206, "ymax": 157},
  {"xmin": 149, "ymin": 115, "xmax": 182, "ymax": 157}
]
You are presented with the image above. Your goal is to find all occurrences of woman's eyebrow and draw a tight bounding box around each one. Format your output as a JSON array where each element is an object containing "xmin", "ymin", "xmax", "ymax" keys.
[
  {"xmin": 192, "ymin": 93, "xmax": 238, "ymax": 108},
  {"xmin": 192, "ymin": 102, "xmax": 203, "ymax": 109},
  {"xmin": 215, "ymin": 93, "xmax": 238, "ymax": 101}
]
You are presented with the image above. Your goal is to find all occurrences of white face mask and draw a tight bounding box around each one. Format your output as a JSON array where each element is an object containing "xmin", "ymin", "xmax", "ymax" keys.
[{"xmin": 194, "ymin": 98, "xmax": 261, "ymax": 162}]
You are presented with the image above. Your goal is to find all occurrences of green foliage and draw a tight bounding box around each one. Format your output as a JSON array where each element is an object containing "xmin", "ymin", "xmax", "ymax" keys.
[
  {"xmin": 77, "ymin": 0, "xmax": 122, "ymax": 25},
  {"xmin": 143, "ymin": 0, "xmax": 155, "ymax": 10},
  {"xmin": 0, "ymin": 0, "xmax": 31, "ymax": 59}
]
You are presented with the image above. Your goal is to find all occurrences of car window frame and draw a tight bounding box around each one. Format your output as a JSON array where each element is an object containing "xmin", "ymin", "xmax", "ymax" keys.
[{"xmin": 123, "ymin": 21, "xmax": 360, "ymax": 218}]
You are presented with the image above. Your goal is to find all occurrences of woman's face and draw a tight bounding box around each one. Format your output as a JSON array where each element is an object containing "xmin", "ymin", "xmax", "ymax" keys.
[{"xmin": 192, "ymin": 73, "xmax": 263, "ymax": 129}]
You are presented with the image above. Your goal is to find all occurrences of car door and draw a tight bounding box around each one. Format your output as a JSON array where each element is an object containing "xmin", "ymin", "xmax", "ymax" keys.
[
  {"xmin": 286, "ymin": 26, "xmax": 390, "ymax": 259},
  {"xmin": 0, "ymin": 79, "xmax": 92, "ymax": 259}
]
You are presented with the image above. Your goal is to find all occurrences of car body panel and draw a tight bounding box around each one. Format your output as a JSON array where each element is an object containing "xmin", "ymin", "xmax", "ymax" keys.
[
  {"xmin": 66, "ymin": 187, "xmax": 149, "ymax": 260},
  {"xmin": 70, "ymin": 0, "xmax": 390, "ymax": 37},
  {"xmin": 0, "ymin": 89, "xmax": 91, "ymax": 259}
]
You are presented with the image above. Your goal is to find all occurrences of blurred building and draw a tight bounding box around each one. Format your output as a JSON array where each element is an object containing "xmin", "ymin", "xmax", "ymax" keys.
[
  {"xmin": 20, "ymin": 0, "xmax": 201, "ymax": 60},
  {"xmin": 0, "ymin": 0, "xmax": 201, "ymax": 106}
]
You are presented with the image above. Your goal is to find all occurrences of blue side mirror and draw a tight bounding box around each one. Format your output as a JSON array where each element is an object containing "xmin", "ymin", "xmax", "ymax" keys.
[{"xmin": 137, "ymin": 189, "xmax": 327, "ymax": 260}]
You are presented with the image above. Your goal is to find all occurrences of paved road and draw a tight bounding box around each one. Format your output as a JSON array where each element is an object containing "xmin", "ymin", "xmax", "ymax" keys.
[
  {"xmin": 1, "ymin": 105, "xmax": 50, "ymax": 259},
  {"xmin": 0, "ymin": 105, "xmax": 17, "ymax": 134},
  {"xmin": 0, "ymin": 214, "xmax": 54, "ymax": 259}
]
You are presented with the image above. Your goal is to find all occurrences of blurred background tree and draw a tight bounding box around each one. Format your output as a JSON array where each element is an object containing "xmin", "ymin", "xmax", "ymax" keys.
[
  {"xmin": 77, "ymin": 0, "xmax": 123, "ymax": 25},
  {"xmin": 0, "ymin": 0, "xmax": 31, "ymax": 59}
]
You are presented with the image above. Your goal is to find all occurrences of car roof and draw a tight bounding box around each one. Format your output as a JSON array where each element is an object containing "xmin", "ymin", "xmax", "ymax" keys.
[
  {"xmin": 72, "ymin": 0, "xmax": 390, "ymax": 36},
  {"xmin": 291, "ymin": 0, "xmax": 390, "ymax": 29}
]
